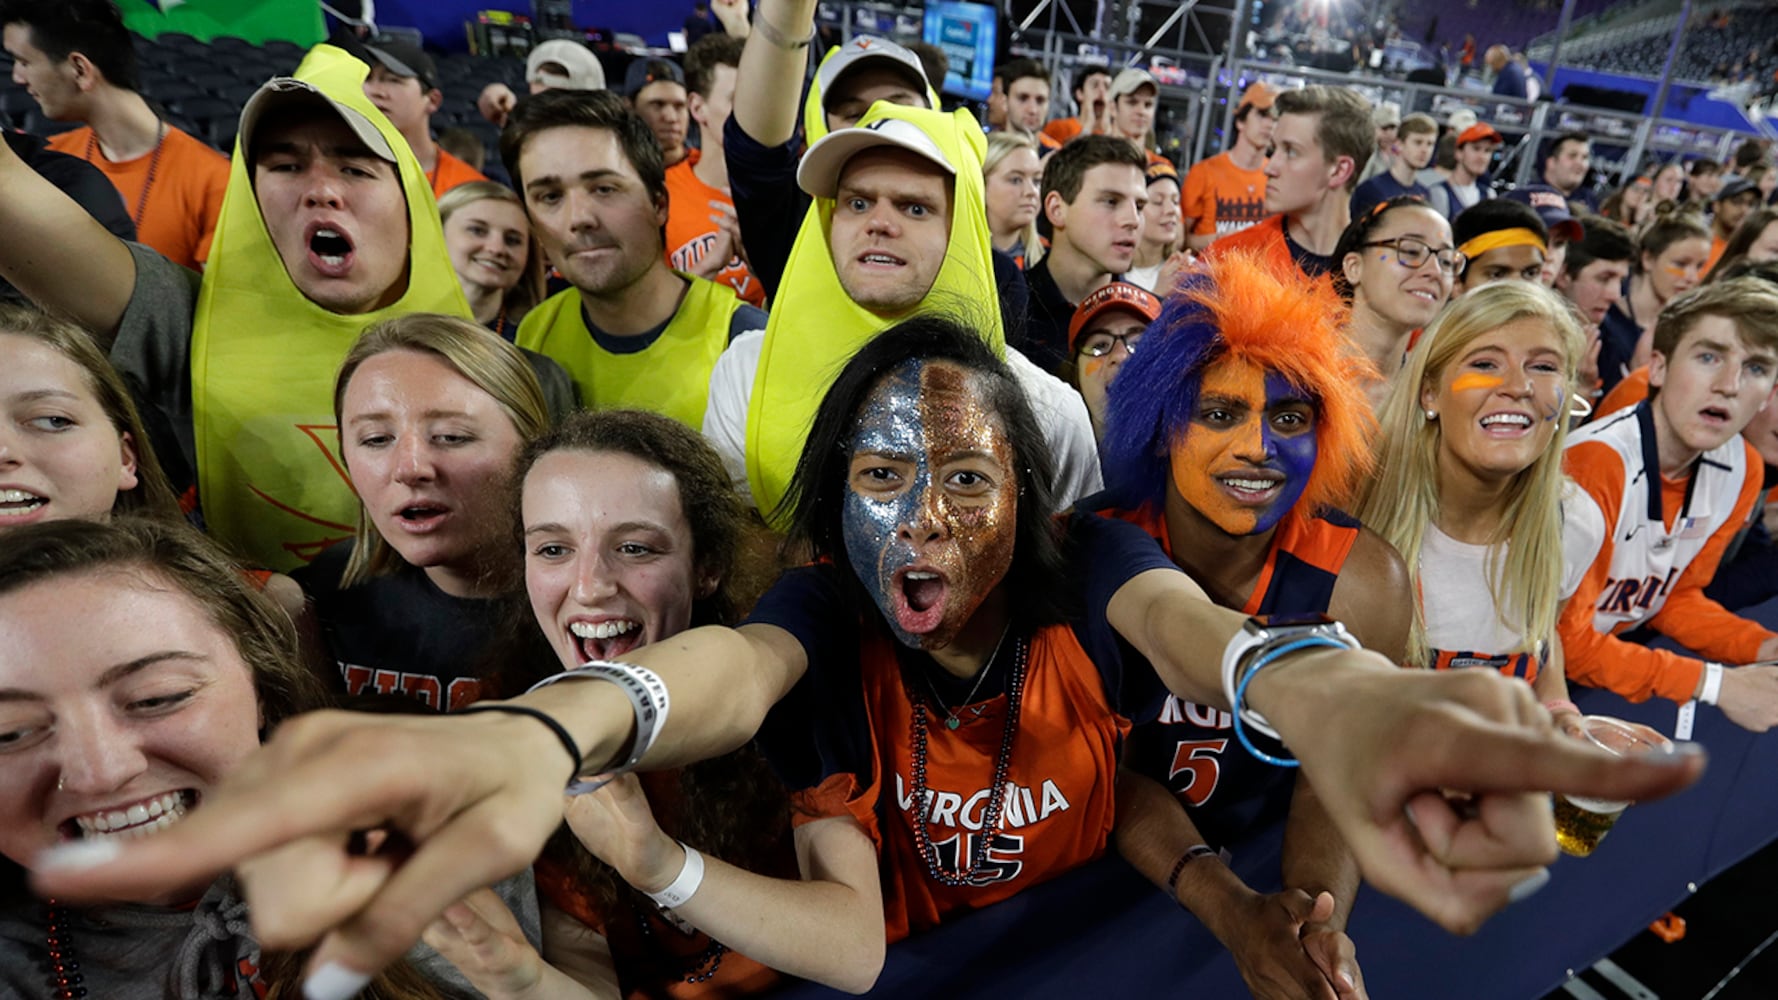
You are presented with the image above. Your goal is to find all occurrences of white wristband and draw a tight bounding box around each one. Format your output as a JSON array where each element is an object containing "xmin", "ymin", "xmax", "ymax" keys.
[
  {"xmin": 1700, "ymin": 662, "xmax": 1725, "ymax": 706},
  {"xmin": 528, "ymin": 661, "xmax": 671, "ymax": 795},
  {"xmin": 646, "ymin": 843, "xmax": 705, "ymax": 909}
]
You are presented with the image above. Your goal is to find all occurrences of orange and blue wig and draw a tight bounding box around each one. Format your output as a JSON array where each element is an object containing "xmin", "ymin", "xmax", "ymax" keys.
[{"xmin": 1100, "ymin": 250, "xmax": 1377, "ymax": 515}]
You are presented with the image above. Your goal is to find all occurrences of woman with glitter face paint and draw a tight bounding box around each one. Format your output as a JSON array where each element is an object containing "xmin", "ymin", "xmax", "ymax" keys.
[
  {"xmin": 1095, "ymin": 250, "xmax": 1411, "ymax": 1000},
  {"xmin": 743, "ymin": 315, "xmax": 1171, "ymax": 947},
  {"xmin": 1356, "ymin": 281, "xmax": 1593, "ymax": 736}
]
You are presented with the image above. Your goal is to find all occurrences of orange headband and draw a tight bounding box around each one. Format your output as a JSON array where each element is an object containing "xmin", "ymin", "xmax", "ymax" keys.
[{"xmin": 1458, "ymin": 227, "xmax": 1546, "ymax": 260}]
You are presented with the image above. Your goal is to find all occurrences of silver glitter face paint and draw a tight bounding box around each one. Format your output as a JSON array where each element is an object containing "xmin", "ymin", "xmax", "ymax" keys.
[{"xmin": 841, "ymin": 359, "xmax": 1018, "ymax": 650}]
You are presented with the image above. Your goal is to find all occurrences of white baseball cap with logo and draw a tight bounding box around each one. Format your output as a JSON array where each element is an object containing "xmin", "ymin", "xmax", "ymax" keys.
[
  {"xmin": 797, "ymin": 116, "xmax": 956, "ymax": 199},
  {"xmin": 815, "ymin": 36, "xmax": 930, "ymax": 107}
]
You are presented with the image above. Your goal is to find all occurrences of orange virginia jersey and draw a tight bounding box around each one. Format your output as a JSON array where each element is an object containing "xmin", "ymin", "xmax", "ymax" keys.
[{"xmin": 792, "ymin": 624, "xmax": 1126, "ymax": 942}]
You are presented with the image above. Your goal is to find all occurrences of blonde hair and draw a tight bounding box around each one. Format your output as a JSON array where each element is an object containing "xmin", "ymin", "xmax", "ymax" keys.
[
  {"xmin": 983, "ymin": 130, "xmax": 1045, "ymax": 268},
  {"xmin": 437, "ymin": 180, "xmax": 548, "ymax": 324},
  {"xmin": 332, "ymin": 313, "xmax": 551, "ymax": 588},
  {"xmin": 1356, "ymin": 282, "xmax": 1586, "ymax": 666}
]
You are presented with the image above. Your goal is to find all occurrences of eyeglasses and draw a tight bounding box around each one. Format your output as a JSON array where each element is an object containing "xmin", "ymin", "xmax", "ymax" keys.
[
  {"xmin": 1361, "ymin": 237, "xmax": 1467, "ymax": 275},
  {"xmin": 1078, "ymin": 331, "xmax": 1142, "ymax": 358}
]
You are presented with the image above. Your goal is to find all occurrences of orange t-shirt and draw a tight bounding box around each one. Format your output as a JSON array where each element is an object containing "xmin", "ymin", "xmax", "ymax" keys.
[
  {"xmin": 1705, "ymin": 234, "xmax": 1728, "ymax": 277},
  {"xmin": 1042, "ymin": 117, "xmax": 1084, "ymax": 144},
  {"xmin": 1595, "ymin": 366, "xmax": 1651, "ymax": 418},
  {"xmin": 663, "ymin": 155, "xmax": 765, "ymax": 308},
  {"xmin": 1180, "ymin": 151, "xmax": 1268, "ymax": 239},
  {"xmin": 50, "ymin": 123, "xmax": 228, "ymax": 270},
  {"xmin": 427, "ymin": 147, "xmax": 487, "ymax": 199}
]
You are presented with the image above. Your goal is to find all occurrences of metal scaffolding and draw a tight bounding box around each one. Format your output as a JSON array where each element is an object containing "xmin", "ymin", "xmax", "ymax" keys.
[{"xmin": 998, "ymin": 0, "xmax": 1767, "ymax": 181}]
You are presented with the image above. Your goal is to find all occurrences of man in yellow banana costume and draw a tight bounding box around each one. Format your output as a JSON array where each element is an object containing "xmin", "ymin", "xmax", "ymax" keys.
[{"xmin": 0, "ymin": 45, "xmax": 569, "ymax": 572}]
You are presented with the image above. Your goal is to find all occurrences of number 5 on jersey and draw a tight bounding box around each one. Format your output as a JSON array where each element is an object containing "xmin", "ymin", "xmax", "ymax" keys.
[{"xmin": 1169, "ymin": 738, "xmax": 1229, "ymax": 807}]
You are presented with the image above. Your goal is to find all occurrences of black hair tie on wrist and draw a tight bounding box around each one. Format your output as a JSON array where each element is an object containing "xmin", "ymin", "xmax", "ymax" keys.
[{"xmin": 458, "ymin": 704, "xmax": 582, "ymax": 775}]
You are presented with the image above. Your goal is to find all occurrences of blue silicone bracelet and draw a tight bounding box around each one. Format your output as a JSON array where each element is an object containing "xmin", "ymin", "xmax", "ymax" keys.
[{"xmin": 1231, "ymin": 636, "xmax": 1353, "ymax": 768}]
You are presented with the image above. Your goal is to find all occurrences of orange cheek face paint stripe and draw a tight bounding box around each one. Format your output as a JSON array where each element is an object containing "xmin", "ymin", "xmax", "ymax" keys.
[{"xmin": 1451, "ymin": 373, "xmax": 1504, "ymax": 394}]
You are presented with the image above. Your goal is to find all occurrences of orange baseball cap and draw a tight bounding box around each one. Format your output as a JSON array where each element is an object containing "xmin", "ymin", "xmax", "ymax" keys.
[
  {"xmin": 1069, "ymin": 282, "xmax": 1163, "ymax": 350},
  {"xmin": 1457, "ymin": 123, "xmax": 1503, "ymax": 146},
  {"xmin": 1237, "ymin": 82, "xmax": 1276, "ymax": 114}
]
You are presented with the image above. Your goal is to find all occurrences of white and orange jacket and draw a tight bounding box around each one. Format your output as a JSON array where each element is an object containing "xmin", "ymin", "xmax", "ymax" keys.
[{"xmin": 1559, "ymin": 402, "xmax": 1772, "ymax": 703}]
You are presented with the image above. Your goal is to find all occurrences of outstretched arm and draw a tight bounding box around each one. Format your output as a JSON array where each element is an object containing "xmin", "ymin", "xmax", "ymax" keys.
[
  {"xmin": 35, "ymin": 622, "xmax": 809, "ymax": 994},
  {"xmin": 35, "ymin": 581, "xmax": 1703, "ymax": 996},
  {"xmin": 1106, "ymin": 565, "xmax": 1704, "ymax": 933},
  {"xmin": 0, "ymin": 133, "xmax": 139, "ymax": 342}
]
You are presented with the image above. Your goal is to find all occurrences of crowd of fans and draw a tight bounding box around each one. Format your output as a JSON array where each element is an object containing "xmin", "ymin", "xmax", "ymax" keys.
[{"xmin": 2, "ymin": 1, "xmax": 1771, "ymax": 999}]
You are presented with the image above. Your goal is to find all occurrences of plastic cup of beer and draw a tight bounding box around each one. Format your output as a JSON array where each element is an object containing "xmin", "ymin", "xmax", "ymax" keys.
[{"xmin": 1554, "ymin": 715, "xmax": 1675, "ymax": 857}]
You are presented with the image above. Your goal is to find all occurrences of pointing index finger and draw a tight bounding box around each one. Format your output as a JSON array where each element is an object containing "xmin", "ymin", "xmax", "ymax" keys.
[{"xmin": 33, "ymin": 713, "xmax": 438, "ymax": 903}]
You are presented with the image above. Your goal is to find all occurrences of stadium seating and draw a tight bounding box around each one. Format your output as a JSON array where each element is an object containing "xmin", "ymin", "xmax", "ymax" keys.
[
  {"xmin": 1, "ymin": 31, "xmax": 533, "ymax": 159},
  {"xmin": 1568, "ymin": 5, "xmax": 1778, "ymax": 87}
]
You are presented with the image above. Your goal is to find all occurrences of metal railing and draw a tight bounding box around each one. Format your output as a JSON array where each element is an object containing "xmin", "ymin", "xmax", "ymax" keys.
[{"xmin": 805, "ymin": 0, "xmax": 1760, "ymax": 181}]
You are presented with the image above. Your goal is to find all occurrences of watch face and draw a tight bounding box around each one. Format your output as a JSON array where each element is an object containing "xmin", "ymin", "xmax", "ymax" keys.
[{"xmin": 1260, "ymin": 612, "xmax": 1339, "ymax": 629}]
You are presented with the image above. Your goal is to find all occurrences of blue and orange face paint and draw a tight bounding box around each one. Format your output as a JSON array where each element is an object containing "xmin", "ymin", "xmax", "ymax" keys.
[{"xmin": 1167, "ymin": 358, "xmax": 1317, "ymax": 536}]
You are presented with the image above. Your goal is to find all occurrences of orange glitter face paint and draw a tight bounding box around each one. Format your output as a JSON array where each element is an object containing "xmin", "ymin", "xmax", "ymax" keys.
[
  {"xmin": 1450, "ymin": 372, "xmax": 1504, "ymax": 394},
  {"xmin": 841, "ymin": 360, "xmax": 1019, "ymax": 651}
]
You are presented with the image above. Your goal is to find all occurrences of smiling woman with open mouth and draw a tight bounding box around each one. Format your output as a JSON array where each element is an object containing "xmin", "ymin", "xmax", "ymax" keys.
[
  {"xmin": 1358, "ymin": 280, "xmax": 1594, "ymax": 734},
  {"xmin": 0, "ymin": 518, "xmax": 331, "ymax": 997}
]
